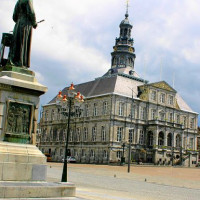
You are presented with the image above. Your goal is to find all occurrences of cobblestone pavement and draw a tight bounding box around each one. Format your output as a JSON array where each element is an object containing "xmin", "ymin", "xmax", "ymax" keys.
[{"xmin": 46, "ymin": 163, "xmax": 200, "ymax": 200}]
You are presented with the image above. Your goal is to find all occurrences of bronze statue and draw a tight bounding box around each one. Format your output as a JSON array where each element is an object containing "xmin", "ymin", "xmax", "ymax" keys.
[{"xmin": 9, "ymin": 0, "xmax": 37, "ymax": 68}]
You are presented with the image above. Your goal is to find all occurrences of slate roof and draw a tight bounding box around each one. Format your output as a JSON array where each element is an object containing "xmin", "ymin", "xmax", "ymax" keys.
[
  {"xmin": 176, "ymin": 93, "xmax": 195, "ymax": 113},
  {"xmin": 49, "ymin": 74, "xmax": 144, "ymax": 104},
  {"xmin": 48, "ymin": 73, "xmax": 196, "ymax": 114}
]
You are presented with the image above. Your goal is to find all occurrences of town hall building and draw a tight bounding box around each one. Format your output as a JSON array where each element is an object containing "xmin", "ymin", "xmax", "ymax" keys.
[{"xmin": 39, "ymin": 8, "xmax": 199, "ymax": 167}]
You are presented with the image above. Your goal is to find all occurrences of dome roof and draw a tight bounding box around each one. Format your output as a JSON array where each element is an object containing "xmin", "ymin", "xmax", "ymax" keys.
[{"xmin": 120, "ymin": 14, "xmax": 132, "ymax": 26}]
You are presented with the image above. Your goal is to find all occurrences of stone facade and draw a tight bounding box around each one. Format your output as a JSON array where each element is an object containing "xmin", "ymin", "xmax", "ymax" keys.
[
  {"xmin": 39, "ymin": 10, "xmax": 199, "ymax": 167},
  {"xmin": 39, "ymin": 81, "xmax": 199, "ymax": 167}
]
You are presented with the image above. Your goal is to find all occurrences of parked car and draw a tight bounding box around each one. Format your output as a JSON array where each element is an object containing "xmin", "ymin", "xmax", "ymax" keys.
[
  {"xmin": 68, "ymin": 156, "xmax": 76, "ymax": 163},
  {"xmin": 62, "ymin": 156, "xmax": 76, "ymax": 163}
]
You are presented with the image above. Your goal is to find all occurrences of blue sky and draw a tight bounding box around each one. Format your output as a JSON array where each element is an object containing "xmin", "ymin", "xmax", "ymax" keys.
[{"xmin": 0, "ymin": 0, "xmax": 200, "ymax": 124}]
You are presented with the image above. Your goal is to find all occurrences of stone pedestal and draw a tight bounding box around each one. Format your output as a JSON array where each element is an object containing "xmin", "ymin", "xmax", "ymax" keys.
[
  {"xmin": 0, "ymin": 141, "xmax": 46, "ymax": 181},
  {"xmin": 0, "ymin": 66, "xmax": 76, "ymax": 198},
  {"xmin": 0, "ymin": 66, "xmax": 47, "ymax": 143}
]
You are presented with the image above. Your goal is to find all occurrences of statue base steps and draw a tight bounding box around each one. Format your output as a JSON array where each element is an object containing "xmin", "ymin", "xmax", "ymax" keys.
[
  {"xmin": 0, "ymin": 181, "xmax": 76, "ymax": 198},
  {"xmin": 0, "ymin": 70, "xmax": 76, "ymax": 199}
]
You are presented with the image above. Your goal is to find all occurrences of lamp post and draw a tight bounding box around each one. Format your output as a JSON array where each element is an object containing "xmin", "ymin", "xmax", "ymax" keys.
[
  {"xmin": 180, "ymin": 146, "xmax": 183, "ymax": 166},
  {"xmin": 171, "ymin": 146, "xmax": 174, "ymax": 166},
  {"xmin": 121, "ymin": 143, "xmax": 125, "ymax": 165},
  {"xmin": 56, "ymin": 83, "xmax": 84, "ymax": 182},
  {"xmin": 128, "ymin": 87, "xmax": 135, "ymax": 173}
]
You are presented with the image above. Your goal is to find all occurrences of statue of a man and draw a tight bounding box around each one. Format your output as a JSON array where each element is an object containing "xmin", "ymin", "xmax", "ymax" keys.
[{"xmin": 9, "ymin": 0, "xmax": 37, "ymax": 68}]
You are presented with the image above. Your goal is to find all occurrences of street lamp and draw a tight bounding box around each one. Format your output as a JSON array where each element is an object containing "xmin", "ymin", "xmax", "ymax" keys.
[
  {"xmin": 56, "ymin": 83, "xmax": 84, "ymax": 182},
  {"xmin": 128, "ymin": 87, "xmax": 135, "ymax": 173},
  {"xmin": 121, "ymin": 143, "xmax": 126, "ymax": 165},
  {"xmin": 171, "ymin": 146, "xmax": 174, "ymax": 166}
]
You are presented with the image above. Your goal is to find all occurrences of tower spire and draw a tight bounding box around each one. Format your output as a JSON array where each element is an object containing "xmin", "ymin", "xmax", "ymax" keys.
[{"xmin": 125, "ymin": 0, "xmax": 129, "ymax": 18}]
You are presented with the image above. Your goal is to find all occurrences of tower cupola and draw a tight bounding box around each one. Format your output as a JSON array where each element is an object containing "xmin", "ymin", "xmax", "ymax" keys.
[{"xmin": 110, "ymin": 2, "xmax": 136, "ymax": 70}]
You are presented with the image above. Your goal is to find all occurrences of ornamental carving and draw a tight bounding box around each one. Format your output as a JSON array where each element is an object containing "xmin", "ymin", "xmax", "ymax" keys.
[
  {"xmin": 129, "ymin": 47, "xmax": 133, "ymax": 52},
  {"xmin": 7, "ymin": 102, "xmax": 32, "ymax": 135},
  {"xmin": 139, "ymin": 86, "xmax": 149, "ymax": 101},
  {"xmin": 113, "ymin": 46, "xmax": 117, "ymax": 51},
  {"xmin": 151, "ymin": 82, "xmax": 174, "ymax": 92}
]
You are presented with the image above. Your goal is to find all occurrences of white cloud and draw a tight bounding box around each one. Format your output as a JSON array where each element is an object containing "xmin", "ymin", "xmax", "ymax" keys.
[{"xmin": 181, "ymin": 39, "xmax": 200, "ymax": 64}]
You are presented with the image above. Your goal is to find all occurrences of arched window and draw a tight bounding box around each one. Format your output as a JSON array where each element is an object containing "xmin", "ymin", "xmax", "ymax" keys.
[
  {"xmin": 112, "ymin": 57, "xmax": 117, "ymax": 65},
  {"xmin": 167, "ymin": 133, "xmax": 172, "ymax": 147},
  {"xmin": 128, "ymin": 57, "xmax": 132, "ymax": 65},
  {"xmin": 120, "ymin": 29, "xmax": 123, "ymax": 36},
  {"xmin": 158, "ymin": 132, "xmax": 164, "ymax": 146},
  {"xmin": 176, "ymin": 134, "xmax": 181, "ymax": 147},
  {"xmin": 119, "ymin": 56, "xmax": 125, "ymax": 65},
  {"xmin": 124, "ymin": 28, "xmax": 128, "ymax": 36},
  {"xmin": 147, "ymin": 131, "xmax": 153, "ymax": 147},
  {"xmin": 128, "ymin": 29, "xmax": 131, "ymax": 37}
]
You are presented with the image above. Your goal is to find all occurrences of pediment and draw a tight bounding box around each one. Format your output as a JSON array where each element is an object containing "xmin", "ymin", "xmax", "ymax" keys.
[{"xmin": 150, "ymin": 81, "xmax": 176, "ymax": 92}]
